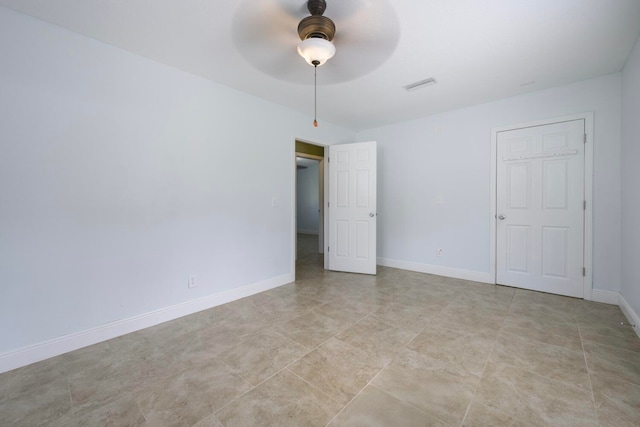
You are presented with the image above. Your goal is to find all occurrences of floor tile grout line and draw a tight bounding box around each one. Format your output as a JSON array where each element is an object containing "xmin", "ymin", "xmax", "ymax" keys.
[
  {"xmin": 323, "ymin": 364, "xmax": 387, "ymax": 427},
  {"xmin": 212, "ymin": 324, "xmax": 342, "ymax": 418},
  {"xmin": 487, "ymin": 301, "xmax": 597, "ymax": 395},
  {"xmin": 368, "ymin": 383, "xmax": 452, "ymax": 426},
  {"xmin": 134, "ymin": 394, "xmax": 148, "ymax": 425},
  {"xmin": 277, "ymin": 307, "xmax": 377, "ymax": 352},
  {"xmin": 578, "ymin": 321, "xmax": 602, "ymax": 425},
  {"xmin": 66, "ymin": 381, "xmax": 75, "ymax": 418},
  {"xmin": 459, "ymin": 308, "xmax": 503, "ymax": 427},
  {"xmin": 285, "ymin": 368, "xmax": 343, "ymax": 406},
  {"xmin": 497, "ymin": 329, "xmax": 589, "ymax": 356},
  {"xmin": 580, "ymin": 333, "xmax": 640, "ymax": 354},
  {"xmin": 214, "ymin": 320, "xmax": 360, "ymax": 422}
]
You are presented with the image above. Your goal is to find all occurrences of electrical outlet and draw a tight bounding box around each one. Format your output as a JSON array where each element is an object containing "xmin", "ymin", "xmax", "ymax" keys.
[
  {"xmin": 436, "ymin": 248, "xmax": 444, "ymax": 257},
  {"xmin": 188, "ymin": 274, "xmax": 197, "ymax": 288}
]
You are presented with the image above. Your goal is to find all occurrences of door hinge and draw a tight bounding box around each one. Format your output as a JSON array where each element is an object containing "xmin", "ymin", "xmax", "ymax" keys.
[
  {"xmin": 583, "ymin": 134, "xmax": 587, "ymax": 144},
  {"xmin": 328, "ymin": 202, "xmax": 330, "ymax": 207},
  {"xmin": 583, "ymin": 267, "xmax": 586, "ymax": 277},
  {"xmin": 328, "ymin": 246, "xmax": 330, "ymax": 252},
  {"xmin": 583, "ymin": 200, "xmax": 587, "ymax": 210},
  {"xmin": 328, "ymin": 157, "xmax": 330, "ymax": 163}
]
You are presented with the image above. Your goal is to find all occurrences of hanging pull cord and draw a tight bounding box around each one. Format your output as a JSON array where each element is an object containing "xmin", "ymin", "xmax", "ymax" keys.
[{"xmin": 312, "ymin": 60, "xmax": 320, "ymax": 127}]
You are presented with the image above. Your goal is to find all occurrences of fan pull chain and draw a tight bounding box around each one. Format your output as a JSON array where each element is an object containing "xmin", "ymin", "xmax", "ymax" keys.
[{"xmin": 313, "ymin": 60, "xmax": 319, "ymax": 127}]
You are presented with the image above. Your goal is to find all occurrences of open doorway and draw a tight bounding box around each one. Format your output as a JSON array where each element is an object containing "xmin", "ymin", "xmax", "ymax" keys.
[
  {"xmin": 296, "ymin": 156, "xmax": 321, "ymax": 258},
  {"xmin": 294, "ymin": 140, "xmax": 326, "ymax": 278}
]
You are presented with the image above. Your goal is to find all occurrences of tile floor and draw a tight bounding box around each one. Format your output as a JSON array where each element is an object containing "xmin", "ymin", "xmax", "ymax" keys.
[{"xmin": 1, "ymin": 235, "xmax": 639, "ymax": 426}]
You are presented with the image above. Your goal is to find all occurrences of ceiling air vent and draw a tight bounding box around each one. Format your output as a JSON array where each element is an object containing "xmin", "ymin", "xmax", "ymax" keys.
[{"xmin": 404, "ymin": 77, "xmax": 437, "ymax": 92}]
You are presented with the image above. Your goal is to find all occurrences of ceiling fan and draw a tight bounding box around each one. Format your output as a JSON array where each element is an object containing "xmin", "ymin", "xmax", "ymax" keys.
[
  {"xmin": 233, "ymin": 0, "xmax": 399, "ymax": 126},
  {"xmin": 232, "ymin": 0, "xmax": 400, "ymax": 85}
]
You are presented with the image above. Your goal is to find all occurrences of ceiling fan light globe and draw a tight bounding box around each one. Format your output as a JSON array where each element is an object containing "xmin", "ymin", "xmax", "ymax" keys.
[{"xmin": 297, "ymin": 38, "xmax": 336, "ymax": 66}]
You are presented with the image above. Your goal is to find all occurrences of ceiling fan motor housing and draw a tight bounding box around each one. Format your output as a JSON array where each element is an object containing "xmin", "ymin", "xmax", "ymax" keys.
[{"xmin": 298, "ymin": 0, "xmax": 335, "ymax": 41}]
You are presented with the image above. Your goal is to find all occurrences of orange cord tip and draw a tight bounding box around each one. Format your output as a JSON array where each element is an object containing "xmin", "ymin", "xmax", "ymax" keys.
[{"xmin": 313, "ymin": 120, "xmax": 318, "ymax": 127}]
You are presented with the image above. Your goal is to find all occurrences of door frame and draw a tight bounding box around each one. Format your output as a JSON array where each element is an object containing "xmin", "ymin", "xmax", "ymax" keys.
[
  {"xmin": 291, "ymin": 138, "xmax": 330, "ymax": 277},
  {"xmin": 489, "ymin": 112, "xmax": 594, "ymax": 300}
]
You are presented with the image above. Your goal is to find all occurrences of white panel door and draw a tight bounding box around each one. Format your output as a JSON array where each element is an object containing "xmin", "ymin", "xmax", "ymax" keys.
[
  {"xmin": 496, "ymin": 120, "xmax": 585, "ymax": 297},
  {"xmin": 328, "ymin": 141, "xmax": 377, "ymax": 275}
]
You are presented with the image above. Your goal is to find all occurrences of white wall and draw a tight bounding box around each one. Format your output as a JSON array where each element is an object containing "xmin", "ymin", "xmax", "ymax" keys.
[
  {"xmin": 0, "ymin": 7, "xmax": 354, "ymax": 356},
  {"xmin": 357, "ymin": 74, "xmax": 622, "ymax": 292},
  {"xmin": 621, "ymin": 36, "xmax": 640, "ymax": 324},
  {"xmin": 296, "ymin": 162, "xmax": 320, "ymax": 234}
]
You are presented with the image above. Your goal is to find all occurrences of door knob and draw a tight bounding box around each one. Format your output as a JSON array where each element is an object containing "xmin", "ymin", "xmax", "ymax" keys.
[
  {"xmin": 498, "ymin": 214, "xmax": 506, "ymax": 220},
  {"xmin": 369, "ymin": 213, "xmax": 375, "ymax": 217}
]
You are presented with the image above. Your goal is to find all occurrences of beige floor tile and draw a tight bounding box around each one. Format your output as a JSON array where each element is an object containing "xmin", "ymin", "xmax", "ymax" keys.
[
  {"xmin": 46, "ymin": 412, "xmax": 81, "ymax": 427},
  {"xmin": 181, "ymin": 322, "xmax": 254, "ymax": 360},
  {"xmin": 217, "ymin": 330, "xmax": 309, "ymax": 385},
  {"xmin": 208, "ymin": 300, "xmax": 278, "ymax": 335},
  {"xmin": 448, "ymin": 289, "xmax": 514, "ymax": 314},
  {"xmin": 140, "ymin": 317, "xmax": 196, "ymax": 343},
  {"xmin": 69, "ymin": 360, "xmax": 135, "ymax": 413},
  {"xmin": 501, "ymin": 314, "xmax": 583, "ymax": 352},
  {"xmin": 55, "ymin": 342, "xmax": 114, "ymax": 377},
  {"xmin": 385, "ymin": 284, "xmax": 459, "ymax": 307},
  {"xmin": 466, "ymin": 282, "xmax": 516, "ymax": 296},
  {"xmin": 463, "ymin": 401, "xmax": 515, "ymax": 426},
  {"xmin": 0, "ymin": 371, "xmax": 10, "ymax": 402},
  {"xmin": 314, "ymin": 299, "xmax": 377, "ymax": 324},
  {"xmin": 580, "ymin": 323, "xmax": 640, "ymax": 352},
  {"xmin": 335, "ymin": 315, "xmax": 418, "ymax": 364},
  {"xmin": 372, "ymin": 348, "xmax": 480, "ymax": 425},
  {"xmin": 66, "ymin": 340, "xmax": 179, "ymax": 410},
  {"xmin": 328, "ymin": 385, "xmax": 446, "ymax": 427},
  {"xmin": 72, "ymin": 391, "xmax": 146, "ymax": 426},
  {"xmin": 9, "ymin": 356, "xmax": 73, "ymax": 399},
  {"xmin": 340, "ymin": 288, "xmax": 395, "ymax": 308},
  {"xmin": 508, "ymin": 302, "xmax": 577, "ymax": 325},
  {"xmin": 475, "ymin": 362, "xmax": 598, "ymax": 426},
  {"xmin": 406, "ymin": 326, "xmax": 496, "ymax": 376},
  {"xmin": 252, "ymin": 293, "xmax": 326, "ymax": 323},
  {"xmin": 107, "ymin": 335, "xmax": 173, "ymax": 386},
  {"xmin": 216, "ymin": 369, "xmax": 342, "ymax": 427},
  {"xmin": 512, "ymin": 289, "xmax": 579, "ymax": 311},
  {"xmin": 591, "ymin": 373, "xmax": 640, "ymax": 427},
  {"xmin": 289, "ymin": 338, "xmax": 382, "ymax": 404},
  {"xmin": 192, "ymin": 414, "xmax": 223, "ymax": 427},
  {"xmin": 430, "ymin": 305, "xmax": 507, "ymax": 335},
  {"xmin": 584, "ymin": 341, "xmax": 640, "ymax": 385},
  {"xmin": 172, "ymin": 309, "xmax": 222, "ymax": 334},
  {"xmin": 575, "ymin": 300, "xmax": 629, "ymax": 325},
  {"xmin": 0, "ymin": 377, "xmax": 72, "ymax": 426},
  {"xmin": 492, "ymin": 331, "xmax": 591, "ymax": 390},
  {"xmin": 104, "ymin": 341, "xmax": 177, "ymax": 395},
  {"xmin": 135, "ymin": 361, "xmax": 251, "ymax": 426},
  {"xmin": 276, "ymin": 310, "xmax": 352, "ymax": 349},
  {"xmin": 373, "ymin": 300, "xmax": 445, "ymax": 332}
]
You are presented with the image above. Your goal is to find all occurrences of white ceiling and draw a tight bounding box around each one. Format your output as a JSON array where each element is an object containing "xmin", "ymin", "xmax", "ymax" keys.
[{"xmin": 2, "ymin": 0, "xmax": 639, "ymax": 131}]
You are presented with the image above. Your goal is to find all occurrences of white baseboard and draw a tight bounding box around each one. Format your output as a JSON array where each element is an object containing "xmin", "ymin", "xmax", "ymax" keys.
[
  {"xmin": 297, "ymin": 230, "xmax": 319, "ymax": 235},
  {"xmin": 590, "ymin": 289, "xmax": 620, "ymax": 305},
  {"xmin": 619, "ymin": 293, "xmax": 640, "ymax": 339},
  {"xmin": 0, "ymin": 273, "xmax": 294, "ymax": 374},
  {"xmin": 377, "ymin": 257, "xmax": 493, "ymax": 284}
]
